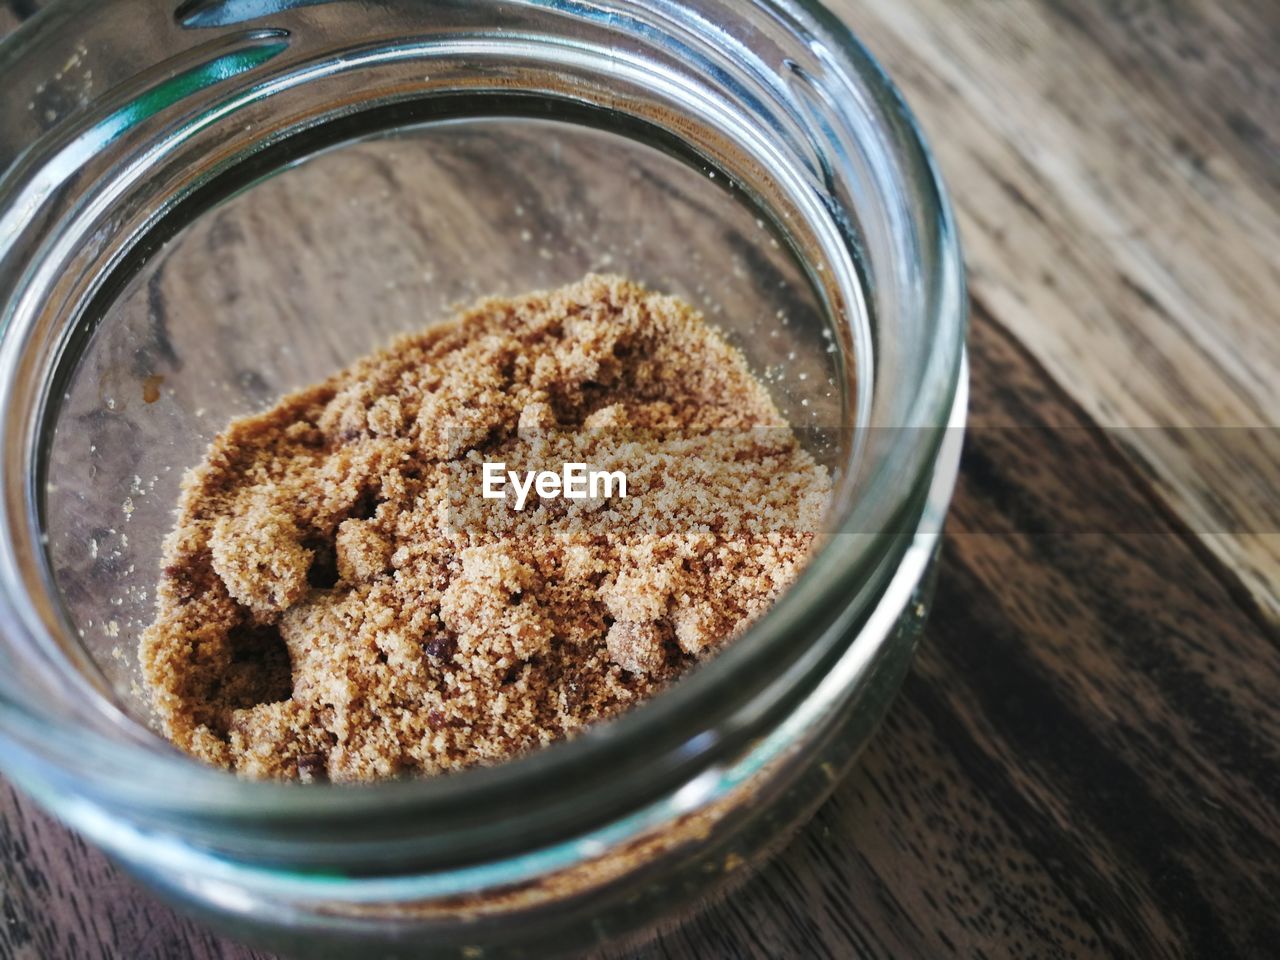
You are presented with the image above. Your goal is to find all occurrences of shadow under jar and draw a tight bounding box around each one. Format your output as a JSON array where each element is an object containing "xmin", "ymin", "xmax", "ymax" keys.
[{"xmin": 0, "ymin": 1, "xmax": 966, "ymax": 957}]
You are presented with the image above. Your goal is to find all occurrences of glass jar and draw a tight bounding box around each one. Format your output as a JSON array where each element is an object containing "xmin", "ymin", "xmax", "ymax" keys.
[{"xmin": 0, "ymin": 0, "xmax": 965, "ymax": 956}]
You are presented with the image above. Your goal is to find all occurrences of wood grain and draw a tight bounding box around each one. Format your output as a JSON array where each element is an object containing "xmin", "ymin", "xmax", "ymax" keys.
[
  {"xmin": 1, "ymin": 1, "xmax": 1277, "ymax": 959},
  {"xmin": 826, "ymin": 0, "xmax": 1280, "ymax": 618}
]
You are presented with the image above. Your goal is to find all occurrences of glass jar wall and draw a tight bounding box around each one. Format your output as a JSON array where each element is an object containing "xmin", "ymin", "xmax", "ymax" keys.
[{"xmin": 0, "ymin": 1, "xmax": 965, "ymax": 955}]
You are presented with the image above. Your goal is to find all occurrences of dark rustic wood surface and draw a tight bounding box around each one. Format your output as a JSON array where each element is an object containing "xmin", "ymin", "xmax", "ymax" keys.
[{"xmin": 1, "ymin": 2, "xmax": 1277, "ymax": 959}]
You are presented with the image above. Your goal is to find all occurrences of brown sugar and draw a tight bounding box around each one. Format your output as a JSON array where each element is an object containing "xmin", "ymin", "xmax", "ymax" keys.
[{"xmin": 140, "ymin": 275, "xmax": 831, "ymax": 781}]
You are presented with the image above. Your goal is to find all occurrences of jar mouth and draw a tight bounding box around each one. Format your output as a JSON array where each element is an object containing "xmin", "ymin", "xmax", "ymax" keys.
[{"xmin": 0, "ymin": 0, "xmax": 964, "ymax": 861}]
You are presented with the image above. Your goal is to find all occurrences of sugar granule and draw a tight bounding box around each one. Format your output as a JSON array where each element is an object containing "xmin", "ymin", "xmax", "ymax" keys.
[{"xmin": 141, "ymin": 276, "xmax": 830, "ymax": 782}]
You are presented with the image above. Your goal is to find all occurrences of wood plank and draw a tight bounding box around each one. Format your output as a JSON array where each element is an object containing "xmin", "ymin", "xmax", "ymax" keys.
[{"xmin": 828, "ymin": 0, "xmax": 1280, "ymax": 618}]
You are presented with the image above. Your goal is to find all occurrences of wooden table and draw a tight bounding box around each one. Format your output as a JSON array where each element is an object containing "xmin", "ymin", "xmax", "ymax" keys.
[{"xmin": 1, "ymin": 1, "xmax": 1276, "ymax": 958}]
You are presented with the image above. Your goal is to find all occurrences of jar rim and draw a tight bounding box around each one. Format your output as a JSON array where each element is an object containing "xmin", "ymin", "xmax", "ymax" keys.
[{"xmin": 0, "ymin": 0, "xmax": 965, "ymax": 866}]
